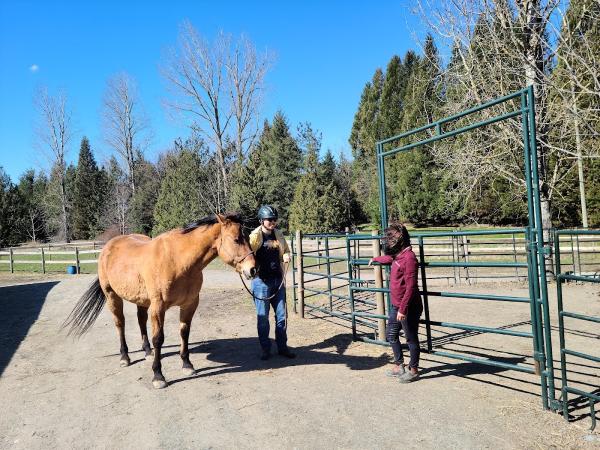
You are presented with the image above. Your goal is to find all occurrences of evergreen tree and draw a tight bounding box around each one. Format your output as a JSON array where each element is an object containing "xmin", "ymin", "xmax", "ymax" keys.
[
  {"xmin": 152, "ymin": 147, "xmax": 205, "ymax": 236},
  {"xmin": 349, "ymin": 68, "xmax": 385, "ymax": 224},
  {"xmin": 256, "ymin": 112, "xmax": 303, "ymax": 231},
  {"xmin": 128, "ymin": 156, "xmax": 160, "ymax": 235},
  {"xmin": 17, "ymin": 169, "xmax": 48, "ymax": 242},
  {"xmin": 289, "ymin": 129, "xmax": 347, "ymax": 232},
  {"xmin": 72, "ymin": 137, "xmax": 104, "ymax": 239},
  {"xmin": 289, "ymin": 136, "xmax": 321, "ymax": 232},
  {"xmin": 0, "ymin": 168, "xmax": 27, "ymax": 247}
]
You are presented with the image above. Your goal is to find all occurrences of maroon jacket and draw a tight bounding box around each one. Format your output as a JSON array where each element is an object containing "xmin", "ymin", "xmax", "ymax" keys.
[{"xmin": 372, "ymin": 246, "xmax": 421, "ymax": 315}]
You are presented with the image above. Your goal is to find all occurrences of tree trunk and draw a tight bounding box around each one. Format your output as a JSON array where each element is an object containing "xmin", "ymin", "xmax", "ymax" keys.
[
  {"xmin": 521, "ymin": 0, "xmax": 552, "ymax": 274},
  {"xmin": 572, "ymin": 86, "xmax": 588, "ymax": 228},
  {"xmin": 60, "ymin": 172, "xmax": 69, "ymax": 243}
]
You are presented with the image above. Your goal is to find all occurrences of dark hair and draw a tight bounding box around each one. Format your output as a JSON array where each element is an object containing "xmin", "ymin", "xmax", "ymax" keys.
[
  {"xmin": 181, "ymin": 212, "xmax": 243, "ymax": 234},
  {"xmin": 382, "ymin": 222, "xmax": 411, "ymax": 255}
]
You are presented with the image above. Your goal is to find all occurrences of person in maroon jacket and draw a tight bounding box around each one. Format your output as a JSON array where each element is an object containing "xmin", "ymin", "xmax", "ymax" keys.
[{"xmin": 369, "ymin": 222, "xmax": 423, "ymax": 383}]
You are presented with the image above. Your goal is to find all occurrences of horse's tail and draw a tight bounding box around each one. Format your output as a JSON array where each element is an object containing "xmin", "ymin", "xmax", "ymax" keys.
[{"xmin": 62, "ymin": 277, "xmax": 106, "ymax": 337}]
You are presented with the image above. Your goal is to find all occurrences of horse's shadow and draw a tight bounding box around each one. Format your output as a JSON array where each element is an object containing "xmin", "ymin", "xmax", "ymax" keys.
[{"xmin": 162, "ymin": 333, "xmax": 388, "ymax": 386}]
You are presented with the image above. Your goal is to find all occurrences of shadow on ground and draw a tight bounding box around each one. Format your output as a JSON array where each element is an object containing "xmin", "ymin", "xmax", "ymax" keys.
[{"xmin": 0, "ymin": 281, "xmax": 58, "ymax": 376}]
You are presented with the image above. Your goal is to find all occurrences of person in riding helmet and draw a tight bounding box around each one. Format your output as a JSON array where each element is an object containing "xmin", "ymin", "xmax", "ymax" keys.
[{"xmin": 249, "ymin": 205, "xmax": 295, "ymax": 360}]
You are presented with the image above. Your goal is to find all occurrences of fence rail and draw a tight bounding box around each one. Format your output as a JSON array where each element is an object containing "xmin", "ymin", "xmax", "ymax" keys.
[{"xmin": 0, "ymin": 246, "xmax": 101, "ymax": 274}]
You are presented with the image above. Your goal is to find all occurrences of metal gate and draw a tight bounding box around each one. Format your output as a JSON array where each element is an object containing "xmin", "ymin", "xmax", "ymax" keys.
[
  {"xmin": 554, "ymin": 229, "xmax": 600, "ymax": 430},
  {"xmin": 292, "ymin": 87, "xmax": 560, "ymax": 412}
]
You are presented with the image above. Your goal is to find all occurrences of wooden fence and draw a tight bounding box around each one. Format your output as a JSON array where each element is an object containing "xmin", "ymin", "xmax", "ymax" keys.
[{"xmin": 0, "ymin": 243, "xmax": 103, "ymax": 274}]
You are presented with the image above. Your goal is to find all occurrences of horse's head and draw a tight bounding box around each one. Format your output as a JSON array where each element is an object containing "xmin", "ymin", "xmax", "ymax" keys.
[{"xmin": 216, "ymin": 214, "xmax": 257, "ymax": 280}]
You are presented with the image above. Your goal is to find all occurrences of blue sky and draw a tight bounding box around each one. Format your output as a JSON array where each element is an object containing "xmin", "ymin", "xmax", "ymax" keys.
[{"xmin": 0, "ymin": 0, "xmax": 426, "ymax": 182}]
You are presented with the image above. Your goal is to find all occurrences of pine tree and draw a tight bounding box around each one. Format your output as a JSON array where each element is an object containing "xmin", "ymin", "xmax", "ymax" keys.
[
  {"xmin": 0, "ymin": 168, "xmax": 27, "ymax": 246},
  {"xmin": 72, "ymin": 137, "xmax": 104, "ymax": 239},
  {"xmin": 349, "ymin": 68, "xmax": 385, "ymax": 224},
  {"xmin": 128, "ymin": 156, "xmax": 160, "ymax": 235},
  {"xmin": 17, "ymin": 170, "xmax": 48, "ymax": 242},
  {"xmin": 289, "ymin": 136, "xmax": 321, "ymax": 232},
  {"xmin": 152, "ymin": 147, "xmax": 205, "ymax": 236},
  {"xmin": 259, "ymin": 112, "xmax": 303, "ymax": 231}
]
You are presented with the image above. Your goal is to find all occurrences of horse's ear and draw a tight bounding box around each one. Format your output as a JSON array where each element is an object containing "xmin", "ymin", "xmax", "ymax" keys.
[{"xmin": 215, "ymin": 213, "xmax": 225, "ymax": 225}]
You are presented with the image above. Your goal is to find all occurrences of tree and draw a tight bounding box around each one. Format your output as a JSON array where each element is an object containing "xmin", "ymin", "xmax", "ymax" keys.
[
  {"xmin": 152, "ymin": 146, "xmax": 206, "ymax": 236},
  {"xmin": 35, "ymin": 87, "xmax": 72, "ymax": 241},
  {"xmin": 0, "ymin": 168, "xmax": 27, "ymax": 247},
  {"xmin": 128, "ymin": 156, "xmax": 160, "ymax": 235},
  {"xmin": 163, "ymin": 22, "xmax": 271, "ymax": 207},
  {"xmin": 17, "ymin": 170, "xmax": 48, "ymax": 242},
  {"xmin": 72, "ymin": 137, "xmax": 104, "ymax": 239},
  {"xmin": 102, "ymin": 72, "xmax": 150, "ymax": 194},
  {"xmin": 415, "ymin": 0, "xmax": 600, "ymax": 235},
  {"xmin": 289, "ymin": 129, "xmax": 347, "ymax": 232},
  {"xmin": 255, "ymin": 112, "xmax": 303, "ymax": 231},
  {"xmin": 102, "ymin": 156, "xmax": 130, "ymax": 235},
  {"xmin": 349, "ymin": 68, "xmax": 386, "ymax": 224}
]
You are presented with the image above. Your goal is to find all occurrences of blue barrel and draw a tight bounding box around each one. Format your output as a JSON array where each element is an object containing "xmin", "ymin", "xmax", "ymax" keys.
[{"xmin": 67, "ymin": 265, "xmax": 77, "ymax": 275}]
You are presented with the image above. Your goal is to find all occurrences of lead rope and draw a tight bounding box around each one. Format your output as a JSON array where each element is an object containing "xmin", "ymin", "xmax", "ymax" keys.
[{"xmin": 239, "ymin": 260, "xmax": 290, "ymax": 302}]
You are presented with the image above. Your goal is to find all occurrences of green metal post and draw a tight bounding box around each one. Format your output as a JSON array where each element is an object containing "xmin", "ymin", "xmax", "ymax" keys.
[
  {"xmin": 418, "ymin": 236, "xmax": 433, "ymax": 352},
  {"xmin": 554, "ymin": 231, "xmax": 569, "ymax": 420},
  {"xmin": 377, "ymin": 143, "xmax": 388, "ymax": 229},
  {"xmin": 527, "ymin": 85, "xmax": 557, "ymax": 409},
  {"xmin": 291, "ymin": 235, "xmax": 297, "ymax": 314},
  {"xmin": 345, "ymin": 232, "xmax": 357, "ymax": 340},
  {"xmin": 522, "ymin": 91, "xmax": 548, "ymax": 410},
  {"xmin": 325, "ymin": 236, "xmax": 333, "ymax": 311}
]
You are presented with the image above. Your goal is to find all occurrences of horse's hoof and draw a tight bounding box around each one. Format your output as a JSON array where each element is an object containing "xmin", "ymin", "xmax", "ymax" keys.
[
  {"xmin": 152, "ymin": 379, "xmax": 168, "ymax": 389},
  {"xmin": 182, "ymin": 367, "xmax": 196, "ymax": 376},
  {"xmin": 120, "ymin": 359, "xmax": 130, "ymax": 367}
]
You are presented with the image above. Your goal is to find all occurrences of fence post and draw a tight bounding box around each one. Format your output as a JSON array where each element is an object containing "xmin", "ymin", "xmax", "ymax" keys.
[
  {"xmin": 317, "ymin": 238, "xmax": 321, "ymax": 270},
  {"xmin": 371, "ymin": 229, "xmax": 386, "ymax": 340},
  {"xmin": 75, "ymin": 247, "xmax": 80, "ymax": 274},
  {"xmin": 41, "ymin": 248, "xmax": 45, "ymax": 274},
  {"xmin": 295, "ymin": 230, "xmax": 304, "ymax": 318},
  {"xmin": 9, "ymin": 248, "xmax": 14, "ymax": 273}
]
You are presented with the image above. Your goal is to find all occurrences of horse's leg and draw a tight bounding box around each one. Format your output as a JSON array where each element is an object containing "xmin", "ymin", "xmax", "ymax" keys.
[
  {"xmin": 180, "ymin": 299, "xmax": 199, "ymax": 376},
  {"xmin": 150, "ymin": 300, "xmax": 167, "ymax": 389},
  {"xmin": 106, "ymin": 292, "xmax": 130, "ymax": 367},
  {"xmin": 136, "ymin": 305, "xmax": 152, "ymax": 359}
]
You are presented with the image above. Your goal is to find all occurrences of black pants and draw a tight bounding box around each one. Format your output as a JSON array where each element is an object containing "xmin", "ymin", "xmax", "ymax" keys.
[{"xmin": 387, "ymin": 300, "xmax": 423, "ymax": 369}]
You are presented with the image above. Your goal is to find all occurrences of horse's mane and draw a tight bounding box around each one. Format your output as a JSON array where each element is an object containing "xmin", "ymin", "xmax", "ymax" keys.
[{"xmin": 181, "ymin": 212, "xmax": 243, "ymax": 234}]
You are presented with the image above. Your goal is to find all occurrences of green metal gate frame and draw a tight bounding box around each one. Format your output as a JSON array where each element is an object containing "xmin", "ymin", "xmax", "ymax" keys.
[
  {"xmin": 554, "ymin": 229, "xmax": 600, "ymax": 431},
  {"xmin": 371, "ymin": 86, "xmax": 556, "ymax": 410},
  {"xmin": 291, "ymin": 87, "xmax": 567, "ymax": 412}
]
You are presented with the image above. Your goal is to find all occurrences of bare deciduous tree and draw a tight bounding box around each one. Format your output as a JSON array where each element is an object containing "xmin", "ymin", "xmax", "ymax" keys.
[
  {"xmin": 35, "ymin": 87, "xmax": 72, "ymax": 242},
  {"xmin": 162, "ymin": 21, "xmax": 271, "ymax": 206},
  {"xmin": 415, "ymin": 0, "xmax": 600, "ymax": 233},
  {"xmin": 102, "ymin": 72, "xmax": 150, "ymax": 194}
]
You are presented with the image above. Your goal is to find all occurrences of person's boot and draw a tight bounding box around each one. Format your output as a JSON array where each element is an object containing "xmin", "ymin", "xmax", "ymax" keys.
[
  {"xmin": 278, "ymin": 348, "xmax": 296, "ymax": 359},
  {"xmin": 260, "ymin": 349, "xmax": 271, "ymax": 361}
]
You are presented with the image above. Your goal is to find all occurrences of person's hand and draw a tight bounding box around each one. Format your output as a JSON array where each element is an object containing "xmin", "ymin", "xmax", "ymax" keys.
[
  {"xmin": 397, "ymin": 311, "xmax": 406, "ymax": 321},
  {"xmin": 282, "ymin": 253, "xmax": 290, "ymax": 263},
  {"xmin": 368, "ymin": 258, "xmax": 374, "ymax": 266}
]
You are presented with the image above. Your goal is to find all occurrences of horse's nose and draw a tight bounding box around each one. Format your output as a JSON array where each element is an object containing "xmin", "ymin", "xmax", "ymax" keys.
[{"xmin": 249, "ymin": 267, "xmax": 257, "ymax": 278}]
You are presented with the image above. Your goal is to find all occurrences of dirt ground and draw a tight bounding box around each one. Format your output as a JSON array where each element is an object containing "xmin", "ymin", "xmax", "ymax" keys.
[{"xmin": 0, "ymin": 270, "xmax": 598, "ymax": 449}]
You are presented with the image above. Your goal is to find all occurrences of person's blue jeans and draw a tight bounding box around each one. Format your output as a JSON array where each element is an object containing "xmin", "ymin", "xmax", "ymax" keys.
[{"xmin": 252, "ymin": 277, "xmax": 288, "ymax": 353}]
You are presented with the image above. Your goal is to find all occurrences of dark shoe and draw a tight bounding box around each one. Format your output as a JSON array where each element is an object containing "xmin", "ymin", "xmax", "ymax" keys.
[
  {"xmin": 398, "ymin": 371, "xmax": 419, "ymax": 383},
  {"xmin": 260, "ymin": 350, "xmax": 271, "ymax": 361},
  {"xmin": 278, "ymin": 349, "xmax": 296, "ymax": 359}
]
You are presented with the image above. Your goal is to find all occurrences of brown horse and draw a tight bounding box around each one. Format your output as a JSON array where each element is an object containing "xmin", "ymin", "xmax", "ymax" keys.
[{"xmin": 64, "ymin": 213, "xmax": 256, "ymax": 388}]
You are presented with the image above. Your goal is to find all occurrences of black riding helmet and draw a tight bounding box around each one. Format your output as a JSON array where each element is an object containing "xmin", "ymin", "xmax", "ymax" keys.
[{"xmin": 258, "ymin": 205, "xmax": 278, "ymax": 221}]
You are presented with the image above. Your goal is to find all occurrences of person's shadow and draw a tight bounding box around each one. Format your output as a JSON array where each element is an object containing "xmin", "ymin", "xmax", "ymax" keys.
[{"xmin": 162, "ymin": 333, "xmax": 389, "ymax": 386}]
